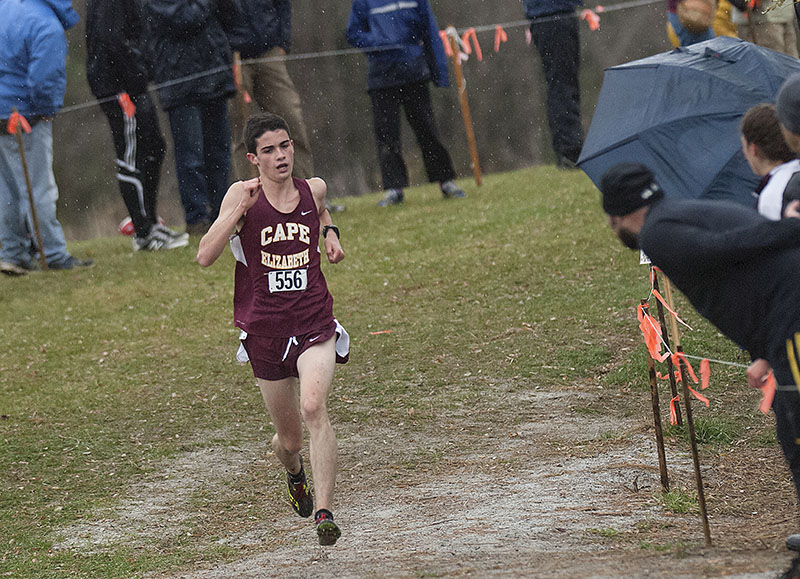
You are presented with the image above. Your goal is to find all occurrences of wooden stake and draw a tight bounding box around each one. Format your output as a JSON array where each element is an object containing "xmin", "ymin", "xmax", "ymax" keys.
[
  {"xmin": 447, "ymin": 33, "xmax": 482, "ymax": 187},
  {"xmin": 651, "ymin": 269, "xmax": 681, "ymax": 425},
  {"xmin": 11, "ymin": 108, "xmax": 47, "ymax": 271},
  {"xmin": 642, "ymin": 300, "xmax": 670, "ymax": 492},
  {"xmin": 675, "ymin": 350, "xmax": 712, "ymax": 546}
]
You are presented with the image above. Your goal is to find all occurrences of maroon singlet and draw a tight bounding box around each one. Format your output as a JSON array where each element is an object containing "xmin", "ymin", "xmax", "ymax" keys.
[{"xmin": 232, "ymin": 178, "xmax": 334, "ymax": 337}]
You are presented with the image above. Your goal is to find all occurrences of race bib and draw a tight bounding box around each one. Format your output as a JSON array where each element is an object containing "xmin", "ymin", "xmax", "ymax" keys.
[{"xmin": 267, "ymin": 268, "xmax": 308, "ymax": 293}]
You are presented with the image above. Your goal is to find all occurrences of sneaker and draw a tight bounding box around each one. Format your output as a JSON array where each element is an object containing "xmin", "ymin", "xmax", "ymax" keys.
[
  {"xmin": 0, "ymin": 260, "xmax": 37, "ymax": 276},
  {"xmin": 286, "ymin": 457, "xmax": 314, "ymax": 518},
  {"xmin": 133, "ymin": 225, "xmax": 190, "ymax": 252},
  {"xmin": 315, "ymin": 509, "xmax": 341, "ymax": 546},
  {"xmin": 153, "ymin": 223, "xmax": 189, "ymax": 244},
  {"xmin": 48, "ymin": 256, "xmax": 94, "ymax": 270},
  {"xmin": 440, "ymin": 180, "xmax": 466, "ymax": 199},
  {"xmin": 326, "ymin": 200, "xmax": 345, "ymax": 214},
  {"xmin": 377, "ymin": 188, "xmax": 404, "ymax": 207}
]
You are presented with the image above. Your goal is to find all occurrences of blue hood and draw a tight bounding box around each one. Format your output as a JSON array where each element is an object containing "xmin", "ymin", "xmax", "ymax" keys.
[{"xmin": 44, "ymin": 0, "xmax": 80, "ymax": 30}]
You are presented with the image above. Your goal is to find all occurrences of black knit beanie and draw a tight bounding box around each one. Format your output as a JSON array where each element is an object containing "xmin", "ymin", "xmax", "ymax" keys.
[{"xmin": 600, "ymin": 163, "xmax": 663, "ymax": 216}]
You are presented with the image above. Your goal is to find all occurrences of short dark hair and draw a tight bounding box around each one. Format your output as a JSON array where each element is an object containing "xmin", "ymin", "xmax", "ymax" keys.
[
  {"xmin": 741, "ymin": 103, "xmax": 796, "ymax": 164},
  {"xmin": 244, "ymin": 112, "xmax": 291, "ymax": 154}
]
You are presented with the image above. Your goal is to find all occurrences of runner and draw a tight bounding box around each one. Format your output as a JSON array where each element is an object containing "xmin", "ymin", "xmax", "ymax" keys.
[{"xmin": 197, "ymin": 112, "xmax": 348, "ymax": 546}]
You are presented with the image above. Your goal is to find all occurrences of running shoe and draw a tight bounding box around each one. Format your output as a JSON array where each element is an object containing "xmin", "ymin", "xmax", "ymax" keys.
[
  {"xmin": 287, "ymin": 457, "xmax": 313, "ymax": 518},
  {"xmin": 440, "ymin": 179, "xmax": 466, "ymax": 199},
  {"xmin": 377, "ymin": 188, "xmax": 404, "ymax": 206},
  {"xmin": 315, "ymin": 509, "xmax": 341, "ymax": 546}
]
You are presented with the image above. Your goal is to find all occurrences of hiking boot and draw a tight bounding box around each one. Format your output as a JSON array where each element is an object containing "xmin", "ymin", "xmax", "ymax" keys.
[
  {"xmin": 0, "ymin": 259, "xmax": 37, "ymax": 276},
  {"xmin": 287, "ymin": 457, "xmax": 313, "ymax": 518},
  {"xmin": 440, "ymin": 179, "xmax": 466, "ymax": 199},
  {"xmin": 49, "ymin": 256, "xmax": 94, "ymax": 270},
  {"xmin": 315, "ymin": 509, "xmax": 341, "ymax": 546},
  {"xmin": 377, "ymin": 188, "xmax": 404, "ymax": 207},
  {"xmin": 133, "ymin": 224, "xmax": 190, "ymax": 252}
]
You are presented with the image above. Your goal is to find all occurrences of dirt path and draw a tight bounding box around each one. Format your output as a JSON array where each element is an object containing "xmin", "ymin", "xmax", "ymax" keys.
[{"xmin": 53, "ymin": 382, "xmax": 798, "ymax": 577}]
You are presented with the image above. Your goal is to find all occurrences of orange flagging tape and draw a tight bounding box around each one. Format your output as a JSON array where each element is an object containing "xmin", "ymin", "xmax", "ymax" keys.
[
  {"xmin": 649, "ymin": 267, "xmax": 692, "ymax": 329},
  {"xmin": 670, "ymin": 395, "xmax": 679, "ymax": 425},
  {"xmin": 672, "ymin": 352, "xmax": 710, "ymax": 407},
  {"xmin": 494, "ymin": 25, "xmax": 508, "ymax": 52},
  {"xmin": 638, "ymin": 304, "xmax": 668, "ymax": 362},
  {"xmin": 369, "ymin": 330, "xmax": 393, "ymax": 335},
  {"xmin": 117, "ymin": 93, "xmax": 136, "ymax": 118},
  {"xmin": 760, "ymin": 373, "xmax": 777, "ymax": 414},
  {"xmin": 439, "ymin": 30, "xmax": 454, "ymax": 57},
  {"xmin": 580, "ymin": 8, "xmax": 601, "ymax": 30},
  {"xmin": 700, "ymin": 358, "xmax": 710, "ymax": 390},
  {"xmin": 8, "ymin": 111, "xmax": 31, "ymax": 135},
  {"xmin": 461, "ymin": 27, "xmax": 483, "ymax": 61}
]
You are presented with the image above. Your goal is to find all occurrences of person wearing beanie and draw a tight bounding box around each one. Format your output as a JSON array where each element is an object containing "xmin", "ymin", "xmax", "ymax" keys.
[{"xmin": 601, "ymin": 162, "xmax": 800, "ymax": 573}]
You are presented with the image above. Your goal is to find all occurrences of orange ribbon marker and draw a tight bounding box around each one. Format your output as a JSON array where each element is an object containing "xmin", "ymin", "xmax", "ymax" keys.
[
  {"xmin": 494, "ymin": 25, "xmax": 508, "ymax": 52},
  {"xmin": 700, "ymin": 358, "xmax": 710, "ymax": 390},
  {"xmin": 439, "ymin": 29, "xmax": 453, "ymax": 57},
  {"xmin": 650, "ymin": 268, "xmax": 693, "ymax": 330},
  {"xmin": 117, "ymin": 92, "xmax": 136, "ymax": 118},
  {"xmin": 580, "ymin": 8, "xmax": 601, "ymax": 31},
  {"xmin": 638, "ymin": 304, "xmax": 668, "ymax": 362},
  {"xmin": 461, "ymin": 27, "xmax": 482, "ymax": 62},
  {"xmin": 672, "ymin": 352, "xmax": 710, "ymax": 407},
  {"xmin": 759, "ymin": 372, "xmax": 777, "ymax": 414},
  {"xmin": 7, "ymin": 110, "xmax": 32, "ymax": 135},
  {"xmin": 670, "ymin": 395, "xmax": 680, "ymax": 425}
]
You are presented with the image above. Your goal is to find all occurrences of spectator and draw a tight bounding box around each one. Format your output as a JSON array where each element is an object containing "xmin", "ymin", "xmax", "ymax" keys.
[
  {"xmin": 226, "ymin": 0, "xmax": 315, "ymax": 181},
  {"xmin": 666, "ymin": 0, "xmax": 716, "ymax": 47},
  {"xmin": 600, "ymin": 163, "xmax": 800, "ymax": 577},
  {"xmin": 145, "ymin": 0, "xmax": 239, "ymax": 236},
  {"xmin": 523, "ymin": 0, "xmax": 584, "ymax": 168},
  {"xmin": 0, "ymin": 0, "xmax": 93, "ymax": 275},
  {"xmin": 740, "ymin": 103, "xmax": 799, "ymax": 221},
  {"xmin": 346, "ymin": 0, "xmax": 466, "ymax": 206},
  {"xmin": 86, "ymin": 0, "xmax": 189, "ymax": 251},
  {"xmin": 775, "ymin": 74, "xmax": 800, "ymax": 217},
  {"xmin": 731, "ymin": 0, "xmax": 798, "ymax": 58}
]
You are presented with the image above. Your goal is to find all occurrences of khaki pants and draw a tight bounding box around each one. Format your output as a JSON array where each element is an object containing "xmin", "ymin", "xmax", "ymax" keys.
[
  {"xmin": 738, "ymin": 21, "xmax": 799, "ymax": 58},
  {"xmin": 230, "ymin": 46, "xmax": 314, "ymax": 180}
]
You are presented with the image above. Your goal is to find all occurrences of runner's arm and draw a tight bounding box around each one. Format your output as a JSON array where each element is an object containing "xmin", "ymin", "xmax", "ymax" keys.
[
  {"xmin": 197, "ymin": 178, "xmax": 260, "ymax": 266},
  {"xmin": 308, "ymin": 177, "xmax": 345, "ymax": 264}
]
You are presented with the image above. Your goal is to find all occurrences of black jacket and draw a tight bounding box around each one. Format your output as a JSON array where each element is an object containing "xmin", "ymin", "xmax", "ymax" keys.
[
  {"xmin": 639, "ymin": 198, "xmax": 800, "ymax": 362},
  {"xmin": 144, "ymin": 0, "xmax": 239, "ymax": 110},
  {"xmin": 226, "ymin": 0, "xmax": 291, "ymax": 59},
  {"xmin": 86, "ymin": 0, "xmax": 151, "ymax": 98}
]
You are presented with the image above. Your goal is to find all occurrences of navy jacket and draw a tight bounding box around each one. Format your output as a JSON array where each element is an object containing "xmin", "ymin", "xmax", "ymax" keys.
[
  {"xmin": 145, "ymin": 0, "xmax": 239, "ymax": 110},
  {"xmin": 639, "ymin": 198, "xmax": 800, "ymax": 362},
  {"xmin": 226, "ymin": 0, "xmax": 291, "ymax": 58},
  {"xmin": 0, "ymin": 0, "xmax": 79, "ymax": 118},
  {"xmin": 86, "ymin": 0, "xmax": 151, "ymax": 99},
  {"xmin": 346, "ymin": 0, "xmax": 449, "ymax": 92},
  {"xmin": 523, "ymin": 0, "xmax": 582, "ymax": 18}
]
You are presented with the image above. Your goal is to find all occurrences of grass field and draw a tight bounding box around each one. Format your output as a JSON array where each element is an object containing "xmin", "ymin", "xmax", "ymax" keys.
[{"xmin": 0, "ymin": 167, "xmax": 780, "ymax": 577}]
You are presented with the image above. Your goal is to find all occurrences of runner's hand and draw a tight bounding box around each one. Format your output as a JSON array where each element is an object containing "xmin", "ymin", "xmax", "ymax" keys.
[{"xmin": 746, "ymin": 358, "xmax": 771, "ymax": 389}]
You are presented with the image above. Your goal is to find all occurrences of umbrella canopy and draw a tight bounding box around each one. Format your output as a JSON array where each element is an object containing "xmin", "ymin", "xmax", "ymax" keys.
[{"xmin": 578, "ymin": 36, "xmax": 800, "ymax": 205}]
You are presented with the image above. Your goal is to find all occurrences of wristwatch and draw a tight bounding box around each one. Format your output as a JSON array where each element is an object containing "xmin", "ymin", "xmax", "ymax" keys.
[{"xmin": 322, "ymin": 224, "xmax": 340, "ymax": 239}]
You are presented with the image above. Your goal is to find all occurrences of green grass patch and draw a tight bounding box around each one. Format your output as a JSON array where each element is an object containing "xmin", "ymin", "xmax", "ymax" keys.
[
  {"xmin": 0, "ymin": 167, "xmax": 770, "ymax": 576},
  {"xmin": 659, "ymin": 488, "xmax": 699, "ymax": 514}
]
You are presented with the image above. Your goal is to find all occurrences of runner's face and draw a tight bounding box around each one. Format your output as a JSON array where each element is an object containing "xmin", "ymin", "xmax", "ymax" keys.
[{"xmin": 248, "ymin": 130, "xmax": 294, "ymax": 181}]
